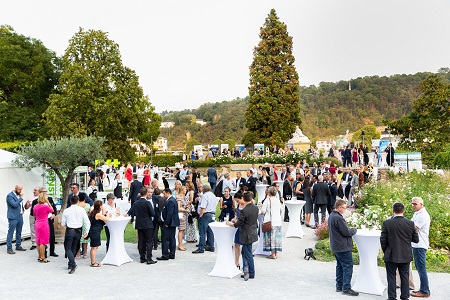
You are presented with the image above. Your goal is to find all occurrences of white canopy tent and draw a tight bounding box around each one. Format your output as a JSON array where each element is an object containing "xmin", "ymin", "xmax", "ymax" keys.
[{"xmin": 0, "ymin": 149, "xmax": 44, "ymax": 244}]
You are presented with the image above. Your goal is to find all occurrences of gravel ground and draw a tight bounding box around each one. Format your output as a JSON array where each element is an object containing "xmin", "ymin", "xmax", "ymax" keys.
[{"xmin": 1, "ymin": 223, "xmax": 449, "ymax": 300}]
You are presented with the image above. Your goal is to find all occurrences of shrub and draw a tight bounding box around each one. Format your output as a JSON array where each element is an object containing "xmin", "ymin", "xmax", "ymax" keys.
[
  {"xmin": 314, "ymin": 220, "xmax": 329, "ymax": 239},
  {"xmin": 140, "ymin": 154, "xmax": 182, "ymax": 167},
  {"xmin": 433, "ymin": 151, "xmax": 450, "ymax": 169}
]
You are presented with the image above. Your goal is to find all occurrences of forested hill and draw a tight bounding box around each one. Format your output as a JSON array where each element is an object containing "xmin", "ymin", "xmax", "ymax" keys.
[{"xmin": 161, "ymin": 71, "xmax": 450, "ymax": 149}]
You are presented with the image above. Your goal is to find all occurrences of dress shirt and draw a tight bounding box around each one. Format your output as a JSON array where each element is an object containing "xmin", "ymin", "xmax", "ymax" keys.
[
  {"xmin": 411, "ymin": 207, "xmax": 430, "ymax": 249},
  {"xmin": 147, "ymin": 198, "xmax": 154, "ymax": 221},
  {"xmin": 222, "ymin": 179, "xmax": 233, "ymax": 194},
  {"xmin": 104, "ymin": 202, "xmax": 117, "ymax": 215},
  {"xmin": 62, "ymin": 205, "xmax": 90, "ymax": 232},
  {"xmin": 198, "ymin": 191, "xmax": 219, "ymax": 214}
]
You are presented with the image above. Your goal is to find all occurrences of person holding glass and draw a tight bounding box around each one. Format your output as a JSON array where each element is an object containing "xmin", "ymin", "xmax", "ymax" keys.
[{"xmin": 88, "ymin": 200, "xmax": 110, "ymax": 267}]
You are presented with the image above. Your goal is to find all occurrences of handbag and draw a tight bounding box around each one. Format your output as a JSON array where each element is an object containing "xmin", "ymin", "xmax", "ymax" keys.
[{"xmin": 261, "ymin": 198, "xmax": 272, "ymax": 233}]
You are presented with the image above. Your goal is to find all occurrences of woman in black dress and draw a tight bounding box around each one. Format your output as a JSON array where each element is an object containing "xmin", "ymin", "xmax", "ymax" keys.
[
  {"xmin": 88, "ymin": 200, "xmax": 110, "ymax": 267},
  {"xmin": 302, "ymin": 176, "xmax": 313, "ymax": 227}
]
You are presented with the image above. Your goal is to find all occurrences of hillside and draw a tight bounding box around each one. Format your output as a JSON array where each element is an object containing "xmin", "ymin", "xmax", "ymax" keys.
[{"xmin": 161, "ymin": 71, "xmax": 450, "ymax": 149}]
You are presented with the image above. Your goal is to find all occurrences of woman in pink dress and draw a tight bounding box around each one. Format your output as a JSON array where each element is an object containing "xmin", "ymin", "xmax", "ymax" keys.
[
  {"xmin": 34, "ymin": 193, "xmax": 54, "ymax": 263},
  {"xmin": 143, "ymin": 168, "xmax": 150, "ymax": 186},
  {"xmin": 352, "ymin": 147, "xmax": 359, "ymax": 166},
  {"xmin": 125, "ymin": 163, "xmax": 133, "ymax": 188}
]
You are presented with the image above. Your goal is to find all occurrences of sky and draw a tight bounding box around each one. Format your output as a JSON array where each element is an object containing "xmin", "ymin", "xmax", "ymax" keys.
[{"xmin": 2, "ymin": 0, "xmax": 450, "ymax": 112}]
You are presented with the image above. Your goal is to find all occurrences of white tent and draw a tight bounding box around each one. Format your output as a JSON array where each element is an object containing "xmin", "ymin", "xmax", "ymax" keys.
[{"xmin": 0, "ymin": 149, "xmax": 44, "ymax": 244}]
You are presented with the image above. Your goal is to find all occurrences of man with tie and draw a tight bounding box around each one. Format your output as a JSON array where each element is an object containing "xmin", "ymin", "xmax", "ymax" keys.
[
  {"xmin": 280, "ymin": 167, "xmax": 287, "ymax": 181},
  {"xmin": 127, "ymin": 186, "xmax": 157, "ymax": 265},
  {"xmin": 157, "ymin": 188, "xmax": 180, "ymax": 260},
  {"xmin": 6, "ymin": 185, "xmax": 27, "ymax": 254},
  {"xmin": 235, "ymin": 172, "xmax": 245, "ymax": 190}
]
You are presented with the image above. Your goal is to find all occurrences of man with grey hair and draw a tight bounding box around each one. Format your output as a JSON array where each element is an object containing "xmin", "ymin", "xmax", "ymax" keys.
[
  {"xmin": 192, "ymin": 183, "xmax": 219, "ymax": 253},
  {"xmin": 26, "ymin": 186, "xmax": 40, "ymax": 250},
  {"xmin": 410, "ymin": 197, "xmax": 431, "ymax": 298},
  {"xmin": 311, "ymin": 175, "xmax": 330, "ymax": 227},
  {"xmin": 222, "ymin": 172, "xmax": 233, "ymax": 195}
]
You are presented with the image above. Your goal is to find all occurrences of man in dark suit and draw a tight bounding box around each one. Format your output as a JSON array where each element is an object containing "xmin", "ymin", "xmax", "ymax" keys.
[
  {"xmin": 127, "ymin": 186, "xmax": 156, "ymax": 264},
  {"xmin": 152, "ymin": 187, "xmax": 165, "ymax": 250},
  {"xmin": 312, "ymin": 175, "xmax": 331, "ymax": 227},
  {"xmin": 235, "ymin": 171, "xmax": 245, "ymax": 190},
  {"xmin": 282, "ymin": 173, "xmax": 293, "ymax": 222},
  {"xmin": 341, "ymin": 167, "xmax": 353, "ymax": 201},
  {"xmin": 343, "ymin": 145, "xmax": 352, "ymax": 167},
  {"xmin": 128, "ymin": 174, "xmax": 143, "ymax": 223},
  {"xmin": 67, "ymin": 183, "xmax": 93, "ymax": 208},
  {"xmin": 226, "ymin": 192, "xmax": 259, "ymax": 280},
  {"xmin": 327, "ymin": 177, "xmax": 338, "ymax": 215},
  {"xmin": 157, "ymin": 188, "xmax": 180, "ymax": 260},
  {"xmin": 207, "ymin": 165, "xmax": 218, "ymax": 192},
  {"xmin": 380, "ymin": 202, "xmax": 419, "ymax": 300},
  {"xmin": 245, "ymin": 169, "xmax": 257, "ymax": 197}
]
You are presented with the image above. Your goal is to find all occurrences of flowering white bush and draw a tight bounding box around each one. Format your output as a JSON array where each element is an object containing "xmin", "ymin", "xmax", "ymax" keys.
[{"xmin": 346, "ymin": 205, "xmax": 389, "ymax": 230}]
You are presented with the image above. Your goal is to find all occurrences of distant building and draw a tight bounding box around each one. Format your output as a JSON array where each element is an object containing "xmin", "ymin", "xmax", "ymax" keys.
[
  {"xmin": 154, "ymin": 137, "xmax": 168, "ymax": 152},
  {"xmin": 287, "ymin": 126, "xmax": 311, "ymax": 151},
  {"xmin": 316, "ymin": 140, "xmax": 335, "ymax": 152},
  {"xmin": 160, "ymin": 121, "xmax": 175, "ymax": 128},
  {"xmin": 195, "ymin": 119, "xmax": 207, "ymax": 126}
]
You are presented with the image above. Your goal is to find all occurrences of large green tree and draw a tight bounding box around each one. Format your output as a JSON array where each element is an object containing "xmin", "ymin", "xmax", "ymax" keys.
[
  {"xmin": 387, "ymin": 74, "xmax": 450, "ymax": 164},
  {"xmin": 0, "ymin": 25, "xmax": 60, "ymax": 141},
  {"xmin": 43, "ymin": 28, "xmax": 161, "ymax": 161},
  {"xmin": 352, "ymin": 125, "xmax": 381, "ymax": 148},
  {"xmin": 12, "ymin": 136, "xmax": 106, "ymax": 211},
  {"xmin": 243, "ymin": 9, "xmax": 301, "ymax": 148}
]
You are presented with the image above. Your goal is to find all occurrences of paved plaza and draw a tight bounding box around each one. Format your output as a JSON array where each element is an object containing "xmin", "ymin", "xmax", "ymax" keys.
[{"xmin": 1, "ymin": 224, "xmax": 449, "ymax": 299}]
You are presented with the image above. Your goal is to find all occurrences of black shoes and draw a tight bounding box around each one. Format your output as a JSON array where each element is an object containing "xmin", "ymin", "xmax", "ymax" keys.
[
  {"xmin": 205, "ymin": 248, "xmax": 215, "ymax": 252},
  {"xmin": 342, "ymin": 288, "xmax": 359, "ymax": 296},
  {"xmin": 147, "ymin": 260, "xmax": 157, "ymax": 265},
  {"xmin": 240, "ymin": 275, "xmax": 254, "ymax": 279},
  {"xmin": 50, "ymin": 253, "xmax": 59, "ymax": 257},
  {"xmin": 140, "ymin": 258, "xmax": 146, "ymax": 263},
  {"xmin": 336, "ymin": 289, "xmax": 342, "ymax": 292},
  {"xmin": 7, "ymin": 249, "xmax": 15, "ymax": 254},
  {"xmin": 30, "ymin": 246, "xmax": 37, "ymax": 250},
  {"xmin": 68, "ymin": 265, "xmax": 77, "ymax": 274},
  {"xmin": 156, "ymin": 256, "xmax": 169, "ymax": 261},
  {"xmin": 15, "ymin": 246, "xmax": 26, "ymax": 251},
  {"xmin": 192, "ymin": 249, "xmax": 204, "ymax": 254}
]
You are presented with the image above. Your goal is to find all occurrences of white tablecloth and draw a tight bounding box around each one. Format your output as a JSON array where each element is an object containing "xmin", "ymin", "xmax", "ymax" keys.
[
  {"xmin": 255, "ymin": 184, "xmax": 268, "ymax": 202},
  {"xmin": 253, "ymin": 214, "xmax": 271, "ymax": 256},
  {"xmin": 208, "ymin": 222, "xmax": 241, "ymax": 279},
  {"xmin": 284, "ymin": 200, "xmax": 306, "ymax": 238},
  {"xmin": 101, "ymin": 216, "xmax": 133, "ymax": 266},
  {"xmin": 166, "ymin": 178, "xmax": 176, "ymax": 190},
  {"xmin": 352, "ymin": 229, "xmax": 385, "ymax": 295}
]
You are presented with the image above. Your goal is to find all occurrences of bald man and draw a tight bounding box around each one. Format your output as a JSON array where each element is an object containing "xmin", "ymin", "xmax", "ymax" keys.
[{"xmin": 6, "ymin": 185, "xmax": 27, "ymax": 254}]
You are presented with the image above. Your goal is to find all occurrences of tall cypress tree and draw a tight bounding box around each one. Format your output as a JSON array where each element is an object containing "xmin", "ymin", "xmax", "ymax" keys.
[{"xmin": 243, "ymin": 9, "xmax": 301, "ymax": 148}]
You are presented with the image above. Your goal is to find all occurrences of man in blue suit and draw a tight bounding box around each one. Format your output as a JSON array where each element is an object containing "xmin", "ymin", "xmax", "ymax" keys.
[
  {"xmin": 207, "ymin": 165, "xmax": 218, "ymax": 192},
  {"xmin": 157, "ymin": 188, "xmax": 180, "ymax": 260},
  {"xmin": 6, "ymin": 185, "xmax": 27, "ymax": 254}
]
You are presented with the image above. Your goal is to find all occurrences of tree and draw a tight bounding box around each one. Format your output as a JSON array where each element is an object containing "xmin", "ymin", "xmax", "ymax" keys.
[
  {"xmin": 243, "ymin": 9, "xmax": 301, "ymax": 147},
  {"xmin": 43, "ymin": 28, "xmax": 161, "ymax": 161},
  {"xmin": 0, "ymin": 25, "xmax": 60, "ymax": 141},
  {"xmin": 352, "ymin": 125, "xmax": 381, "ymax": 148},
  {"xmin": 184, "ymin": 138, "xmax": 201, "ymax": 153},
  {"xmin": 387, "ymin": 74, "xmax": 450, "ymax": 164},
  {"xmin": 12, "ymin": 136, "xmax": 106, "ymax": 211}
]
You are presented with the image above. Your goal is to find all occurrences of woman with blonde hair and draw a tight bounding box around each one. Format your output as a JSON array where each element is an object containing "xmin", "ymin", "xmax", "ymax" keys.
[
  {"xmin": 33, "ymin": 192, "xmax": 54, "ymax": 262},
  {"xmin": 172, "ymin": 180, "xmax": 182, "ymax": 197},
  {"xmin": 176, "ymin": 185, "xmax": 190, "ymax": 251}
]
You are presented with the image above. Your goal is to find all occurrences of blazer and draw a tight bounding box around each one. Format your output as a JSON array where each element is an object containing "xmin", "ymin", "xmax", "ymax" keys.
[
  {"xmin": 67, "ymin": 192, "xmax": 94, "ymax": 208},
  {"xmin": 207, "ymin": 167, "xmax": 218, "ymax": 183},
  {"xmin": 162, "ymin": 196, "xmax": 180, "ymax": 228},
  {"xmin": 234, "ymin": 203, "xmax": 259, "ymax": 244},
  {"xmin": 245, "ymin": 176, "xmax": 257, "ymax": 197},
  {"xmin": 380, "ymin": 216, "xmax": 419, "ymax": 263},
  {"xmin": 312, "ymin": 182, "xmax": 331, "ymax": 205},
  {"xmin": 6, "ymin": 191, "xmax": 23, "ymax": 220},
  {"xmin": 129, "ymin": 180, "xmax": 143, "ymax": 203},
  {"xmin": 328, "ymin": 183, "xmax": 337, "ymax": 206},
  {"xmin": 235, "ymin": 177, "xmax": 245, "ymax": 189},
  {"xmin": 151, "ymin": 194, "xmax": 165, "ymax": 223},
  {"xmin": 282, "ymin": 180, "xmax": 293, "ymax": 200},
  {"xmin": 127, "ymin": 197, "xmax": 155, "ymax": 230}
]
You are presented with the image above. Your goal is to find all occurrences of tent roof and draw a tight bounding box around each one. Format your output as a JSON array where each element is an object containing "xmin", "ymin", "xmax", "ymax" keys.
[{"xmin": 0, "ymin": 149, "xmax": 19, "ymax": 169}]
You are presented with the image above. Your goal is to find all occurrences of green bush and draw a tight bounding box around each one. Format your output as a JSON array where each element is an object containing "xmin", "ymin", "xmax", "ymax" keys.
[
  {"xmin": 433, "ymin": 151, "xmax": 450, "ymax": 169},
  {"xmin": 140, "ymin": 154, "xmax": 182, "ymax": 167}
]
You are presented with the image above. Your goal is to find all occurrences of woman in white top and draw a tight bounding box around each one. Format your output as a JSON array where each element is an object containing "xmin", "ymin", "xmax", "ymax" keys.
[{"xmin": 260, "ymin": 186, "xmax": 284, "ymax": 259}]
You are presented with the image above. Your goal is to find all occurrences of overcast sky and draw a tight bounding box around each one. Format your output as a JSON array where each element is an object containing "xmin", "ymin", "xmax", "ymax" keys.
[{"xmin": 2, "ymin": 0, "xmax": 450, "ymax": 112}]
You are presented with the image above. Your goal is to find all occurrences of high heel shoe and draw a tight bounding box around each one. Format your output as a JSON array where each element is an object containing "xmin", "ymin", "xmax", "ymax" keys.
[
  {"xmin": 177, "ymin": 246, "xmax": 186, "ymax": 251},
  {"xmin": 236, "ymin": 265, "xmax": 240, "ymax": 270}
]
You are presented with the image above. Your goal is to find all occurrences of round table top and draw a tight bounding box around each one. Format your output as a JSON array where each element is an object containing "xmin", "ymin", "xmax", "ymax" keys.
[
  {"xmin": 284, "ymin": 200, "xmax": 306, "ymax": 205},
  {"xmin": 354, "ymin": 228, "xmax": 381, "ymax": 236},
  {"xmin": 107, "ymin": 216, "xmax": 131, "ymax": 222},
  {"xmin": 209, "ymin": 221, "xmax": 234, "ymax": 229}
]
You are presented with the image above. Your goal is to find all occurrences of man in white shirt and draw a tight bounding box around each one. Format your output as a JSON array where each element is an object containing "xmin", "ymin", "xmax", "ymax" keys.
[
  {"xmin": 410, "ymin": 197, "xmax": 431, "ymax": 298},
  {"xmin": 62, "ymin": 195, "xmax": 90, "ymax": 274},
  {"xmin": 222, "ymin": 173, "xmax": 233, "ymax": 195},
  {"xmin": 250, "ymin": 164, "xmax": 258, "ymax": 178}
]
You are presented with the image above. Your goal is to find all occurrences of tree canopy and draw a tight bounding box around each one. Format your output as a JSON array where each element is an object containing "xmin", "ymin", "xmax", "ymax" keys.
[
  {"xmin": 12, "ymin": 136, "xmax": 106, "ymax": 211},
  {"xmin": 0, "ymin": 25, "xmax": 60, "ymax": 141},
  {"xmin": 387, "ymin": 73, "xmax": 450, "ymax": 164},
  {"xmin": 243, "ymin": 9, "xmax": 301, "ymax": 148},
  {"xmin": 352, "ymin": 125, "xmax": 381, "ymax": 148},
  {"xmin": 43, "ymin": 28, "xmax": 161, "ymax": 161}
]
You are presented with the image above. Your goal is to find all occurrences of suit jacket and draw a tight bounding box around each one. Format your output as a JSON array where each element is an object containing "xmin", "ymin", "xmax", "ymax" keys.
[
  {"xmin": 328, "ymin": 183, "xmax": 337, "ymax": 206},
  {"xmin": 207, "ymin": 168, "xmax": 218, "ymax": 183},
  {"xmin": 235, "ymin": 177, "xmax": 245, "ymax": 189},
  {"xmin": 162, "ymin": 196, "xmax": 180, "ymax": 228},
  {"xmin": 234, "ymin": 203, "xmax": 259, "ymax": 244},
  {"xmin": 67, "ymin": 192, "xmax": 93, "ymax": 208},
  {"xmin": 151, "ymin": 194, "xmax": 164, "ymax": 223},
  {"xmin": 245, "ymin": 176, "xmax": 257, "ymax": 197},
  {"xmin": 129, "ymin": 180, "xmax": 143, "ymax": 203},
  {"xmin": 344, "ymin": 148, "xmax": 352, "ymax": 159},
  {"xmin": 280, "ymin": 172, "xmax": 286, "ymax": 181},
  {"xmin": 380, "ymin": 216, "xmax": 419, "ymax": 263},
  {"xmin": 282, "ymin": 180, "xmax": 293, "ymax": 200},
  {"xmin": 312, "ymin": 182, "xmax": 331, "ymax": 205},
  {"xmin": 342, "ymin": 172, "xmax": 352, "ymax": 182},
  {"xmin": 6, "ymin": 191, "xmax": 23, "ymax": 220},
  {"xmin": 127, "ymin": 197, "xmax": 155, "ymax": 230}
]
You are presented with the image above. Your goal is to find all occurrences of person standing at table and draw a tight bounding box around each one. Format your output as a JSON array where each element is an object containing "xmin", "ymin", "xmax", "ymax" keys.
[
  {"xmin": 103, "ymin": 193, "xmax": 119, "ymax": 251},
  {"xmin": 282, "ymin": 173, "xmax": 293, "ymax": 222},
  {"xmin": 192, "ymin": 184, "xmax": 218, "ymax": 254},
  {"xmin": 62, "ymin": 195, "xmax": 90, "ymax": 274},
  {"xmin": 328, "ymin": 199, "xmax": 358, "ymax": 296},
  {"xmin": 380, "ymin": 202, "xmax": 419, "ymax": 300},
  {"xmin": 410, "ymin": 197, "xmax": 431, "ymax": 298},
  {"xmin": 157, "ymin": 188, "xmax": 180, "ymax": 260},
  {"xmin": 88, "ymin": 200, "xmax": 110, "ymax": 267},
  {"xmin": 127, "ymin": 186, "xmax": 157, "ymax": 265},
  {"xmin": 6, "ymin": 185, "xmax": 27, "ymax": 254},
  {"xmin": 33, "ymin": 191, "xmax": 54, "ymax": 263},
  {"xmin": 226, "ymin": 192, "xmax": 259, "ymax": 281}
]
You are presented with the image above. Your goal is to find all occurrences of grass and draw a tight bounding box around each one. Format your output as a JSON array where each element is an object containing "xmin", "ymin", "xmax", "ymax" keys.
[{"xmin": 100, "ymin": 223, "xmax": 138, "ymax": 243}]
